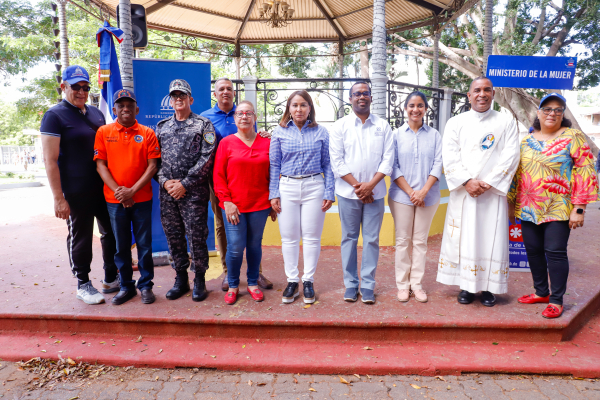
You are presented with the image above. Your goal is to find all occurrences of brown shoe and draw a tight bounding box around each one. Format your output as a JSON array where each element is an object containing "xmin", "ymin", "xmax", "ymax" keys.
[
  {"xmin": 221, "ymin": 276, "xmax": 229, "ymax": 292},
  {"xmin": 257, "ymin": 274, "xmax": 273, "ymax": 290}
]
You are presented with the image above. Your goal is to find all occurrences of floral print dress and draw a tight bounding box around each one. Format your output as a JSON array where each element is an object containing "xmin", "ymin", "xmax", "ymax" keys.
[{"xmin": 508, "ymin": 128, "xmax": 598, "ymax": 224}]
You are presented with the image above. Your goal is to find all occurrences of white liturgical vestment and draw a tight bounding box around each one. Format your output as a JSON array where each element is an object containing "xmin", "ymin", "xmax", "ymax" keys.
[{"xmin": 436, "ymin": 108, "xmax": 519, "ymax": 294}]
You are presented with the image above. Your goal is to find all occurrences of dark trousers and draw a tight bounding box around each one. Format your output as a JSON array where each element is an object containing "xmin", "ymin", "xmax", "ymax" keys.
[
  {"xmin": 106, "ymin": 201, "xmax": 154, "ymax": 291},
  {"xmin": 521, "ymin": 220, "xmax": 571, "ymax": 306},
  {"xmin": 64, "ymin": 190, "xmax": 118, "ymax": 286},
  {"xmin": 160, "ymin": 199, "xmax": 209, "ymax": 275},
  {"xmin": 221, "ymin": 208, "xmax": 270, "ymax": 289}
]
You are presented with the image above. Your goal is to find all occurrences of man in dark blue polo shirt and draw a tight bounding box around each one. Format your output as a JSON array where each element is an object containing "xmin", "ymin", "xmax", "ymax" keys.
[
  {"xmin": 201, "ymin": 77, "xmax": 273, "ymax": 292},
  {"xmin": 40, "ymin": 65, "xmax": 118, "ymax": 305}
]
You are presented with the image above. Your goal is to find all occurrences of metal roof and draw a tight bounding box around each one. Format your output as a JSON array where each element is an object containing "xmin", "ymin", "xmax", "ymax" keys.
[{"xmin": 91, "ymin": 0, "xmax": 469, "ymax": 46}]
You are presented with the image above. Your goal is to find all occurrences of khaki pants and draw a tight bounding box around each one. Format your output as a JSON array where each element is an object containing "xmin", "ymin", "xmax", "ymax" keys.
[
  {"xmin": 389, "ymin": 199, "xmax": 439, "ymax": 290},
  {"xmin": 209, "ymin": 178, "xmax": 262, "ymax": 274}
]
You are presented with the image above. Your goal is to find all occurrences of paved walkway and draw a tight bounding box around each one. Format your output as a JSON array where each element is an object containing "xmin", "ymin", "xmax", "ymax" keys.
[{"xmin": 1, "ymin": 361, "xmax": 599, "ymax": 399}]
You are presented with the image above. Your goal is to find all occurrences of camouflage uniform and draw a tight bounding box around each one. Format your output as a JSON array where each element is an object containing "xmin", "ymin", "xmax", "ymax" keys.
[{"xmin": 156, "ymin": 112, "xmax": 216, "ymax": 275}]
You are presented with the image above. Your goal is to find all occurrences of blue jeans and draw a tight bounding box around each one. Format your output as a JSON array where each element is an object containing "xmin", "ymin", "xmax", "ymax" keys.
[
  {"xmin": 222, "ymin": 207, "xmax": 271, "ymax": 289},
  {"xmin": 106, "ymin": 201, "xmax": 154, "ymax": 291},
  {"xmin": 337, "ymin": 196, "xmax": 385, "ymax": 291}
]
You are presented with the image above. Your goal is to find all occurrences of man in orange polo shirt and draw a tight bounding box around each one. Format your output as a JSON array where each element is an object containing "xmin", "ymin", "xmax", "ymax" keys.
[{"xmin": 94, "ymin": 89, "xmax": 161, "ymax": 305}]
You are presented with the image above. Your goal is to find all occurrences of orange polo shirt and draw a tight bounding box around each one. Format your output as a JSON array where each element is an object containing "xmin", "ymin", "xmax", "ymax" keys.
[{"xmin": 94, "ymin": 120, "xmax": 161, "ymax": 203}]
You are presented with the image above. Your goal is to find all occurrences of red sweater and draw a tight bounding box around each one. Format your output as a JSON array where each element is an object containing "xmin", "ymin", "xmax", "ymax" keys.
[{"xmin": 213, "ymin": 134, "xmax": 271, "ymax": 213}]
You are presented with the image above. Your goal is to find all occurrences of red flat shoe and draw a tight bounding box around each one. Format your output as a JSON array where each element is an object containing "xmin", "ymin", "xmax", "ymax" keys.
[
  {"xmin": 249, "ymin": 288, "xmax": 264, "ymax": 302},
  {"xmin": 542, "ymin": 304, "xmax": 563, "ymax": 319},
  {"xmin": 224, "ymin": 290, "xmax": 238, "ymax": 305},
  {"xmin": 518, "ymin": 293, "xmax": 550, "ymax": 304}
]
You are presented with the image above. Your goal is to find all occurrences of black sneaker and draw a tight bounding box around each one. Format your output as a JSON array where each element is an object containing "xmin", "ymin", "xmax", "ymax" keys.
[
  {"xmin": 303, "ymin": 281, "xmax": 315, "ymax": 304},
  {"xmin": 282, "ymin": 282, "xmax": 299, "ymax": 304}
]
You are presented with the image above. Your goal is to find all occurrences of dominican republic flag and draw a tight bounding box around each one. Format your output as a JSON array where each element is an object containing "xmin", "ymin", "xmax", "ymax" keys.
[{"xmin": 96, "ymin": 21, "xmax": 124, "ymax": 123}]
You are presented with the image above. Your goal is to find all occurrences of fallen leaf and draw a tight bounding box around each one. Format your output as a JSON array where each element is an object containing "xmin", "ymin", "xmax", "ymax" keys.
[
  {"xmin": 293, "ymin": 378, "xmax": 298, "ymax": 384},
  {"xmin": 309, "ymin": 388, "xmax": 317, "ymax": 392},
  {"xmin": 363, "ymin": 347, "xmax": 373, "ymax": 350},
  {"xmin": 411, "ymin": 384, "xmax": 422, "ymax": 389},
  {"xmin": 353, "ymin": 374, "xmax": 360, "ymax": 379},
  {"xmin": 339, "ymin": 376, "xmax": 351, "ymax": 385},
  {"xmin": 99, "ymin": 341, "xmax": 105, "ymax": 344},
  {"xmin": 242, "ymin": 345, "xmax": 246, "ymax": 348},
  {"xmin": 248, "ymin": 380, "xmax": 253, "ymax": 386},
  {"xmin": 257, "ymin": 383, "xmax": 266, "ymax": 386},
  {"xmin": 67, "ymin": 358, "xmax": 76, "ymax": 365},
  {"xmin": 155, "ymin": 376, "xmax": 159, "ymax": 381},
  {"xmin": 173, "ymin": 376, "xmax": 184, "ymax": 380},
  {"xmin": 492, "ymin": 342, "xmax": 499, "ymax": 345},
  {"xmin": 447, "ymin": 385, "xmax": 452, "ymax": 390},
  {"xmin": 68, "ymin": 397, "xmax": 79, "ymax": 400},
  {"xmin": 303, "ymin": 304, "xmax": 311, "ymax": 309},
  {"xmin": 81, "ymin": 341, "xmax": 86, "ymax": 344},
  {"xmin": 159, "ymin": 349, "xmax": 163, "ymax": 353},
  {"xmin": 135, "ymin": 336, "xmax": 142, "ymax": 343},
  {"xmin": 40, "ymin": 350, "xmax": 46, "ymax": 353},
  {"xmin": 210, "ymin": 355, "xmax": 216, "ymax": 358},
  {"xmin": 435, "ymin": 376, "xmax": 446, "ymax": 381}
]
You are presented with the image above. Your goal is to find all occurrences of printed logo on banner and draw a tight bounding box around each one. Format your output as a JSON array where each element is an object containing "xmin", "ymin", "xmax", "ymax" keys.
[
  {"xmin": 509, "ymin": 219, "xmax": 529, "ymax": 271},
  {"xmin": 161, "ymin": 95, "xmax": 174, "ymax": 111}
]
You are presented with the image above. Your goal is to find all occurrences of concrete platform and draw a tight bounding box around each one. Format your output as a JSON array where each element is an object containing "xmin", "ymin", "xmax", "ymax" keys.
[{"xmin": 1, "ymin": 186, "xmax": 600, "ymax": 376}]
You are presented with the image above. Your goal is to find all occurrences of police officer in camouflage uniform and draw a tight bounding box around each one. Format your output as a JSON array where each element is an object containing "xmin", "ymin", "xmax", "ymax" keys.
[{"xmin": 156, "ymin": 79, "xmax": 217, "ymax": 302}]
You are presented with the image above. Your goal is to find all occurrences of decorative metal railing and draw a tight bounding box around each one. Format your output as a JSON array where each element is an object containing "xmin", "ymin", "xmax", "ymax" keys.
[
  {"xmin": 451, "ymin": 92, "xmax": 471, "ymax": 116},
  {"xmin": 209, "ymin": 78, "xmax": 469, "ymax": 132}
]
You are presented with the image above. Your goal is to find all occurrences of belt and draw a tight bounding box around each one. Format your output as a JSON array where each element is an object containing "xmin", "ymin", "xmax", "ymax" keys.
[{"xmin": 281, "ymin": 173, "xmax": 321, "ymax": 180}]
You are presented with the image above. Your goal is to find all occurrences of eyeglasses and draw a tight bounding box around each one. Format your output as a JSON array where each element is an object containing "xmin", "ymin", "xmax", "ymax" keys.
[
  {"xmin": 234, "ymin": 111, "xmax": 255, "ymax": 118},
  {"xmin": 171, "ymin": 93, "xmax": 189, "ymax": 100},
  {"xmin": 351, "ymin": 91, "xmax": 371, "ymax": 98},
  {"xmin": 540, "ymin": 107, "xmax": 565, "ymax": 116},
  {"xmin": 68, "ymin": 83, "xmax": 91, "ymax": 92}
]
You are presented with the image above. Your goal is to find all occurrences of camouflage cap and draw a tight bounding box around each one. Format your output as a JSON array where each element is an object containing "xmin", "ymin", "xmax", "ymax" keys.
[{"xmin": 169, "ymin": 79, "xmax": 192, "ymax": 96}]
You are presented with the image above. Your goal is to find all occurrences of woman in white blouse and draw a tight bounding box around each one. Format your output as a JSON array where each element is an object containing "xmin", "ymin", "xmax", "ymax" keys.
[{"xmin": 389, "ymin": 92, "xmax": 443, "ymax": 303}]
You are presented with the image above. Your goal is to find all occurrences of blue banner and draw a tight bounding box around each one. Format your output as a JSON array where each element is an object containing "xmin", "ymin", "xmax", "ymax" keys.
[
  {"xmin": 486, "ymin": 55, "xmax": 577, "ymax": 90},
  {"xmin": 509, "ymin": 219, "xmax": 530, "ymax": 272},
  {"xmin": 132, "ymin": 59, "xmax": 215, "ymax": 253}
]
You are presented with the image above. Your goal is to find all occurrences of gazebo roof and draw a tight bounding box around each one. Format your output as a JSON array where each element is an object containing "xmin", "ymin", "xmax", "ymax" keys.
[{"xmin": 92, "ymin": 0, "xmax": 469, "ymax": 45}]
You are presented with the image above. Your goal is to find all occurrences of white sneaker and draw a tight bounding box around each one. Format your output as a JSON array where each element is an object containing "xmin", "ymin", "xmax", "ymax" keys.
[
  {"xmin": 101, "ymin": 276, "xmax": 121, "ymax": 294},
  {"xmin": 76, "ymin": 281, "xmax": 106, "ymax": 305}
]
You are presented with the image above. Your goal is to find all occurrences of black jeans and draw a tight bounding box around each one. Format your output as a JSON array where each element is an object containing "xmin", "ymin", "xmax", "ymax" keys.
[
  {"xmin": 521, "ymin": 220, "xmax": 571, "ymax": 306},
  {"xmin": 64, "ymin": 190, "xmax": 118, "ymax": 287}
]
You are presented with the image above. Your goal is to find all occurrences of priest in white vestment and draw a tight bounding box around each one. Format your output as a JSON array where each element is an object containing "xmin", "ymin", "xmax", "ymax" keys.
[{"xmin": 436, "ymin": 77, "xmax": 520, "ymax": 307}]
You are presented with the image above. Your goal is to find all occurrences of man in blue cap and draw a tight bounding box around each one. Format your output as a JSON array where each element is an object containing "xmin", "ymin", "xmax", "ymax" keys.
[{"xmin": 40, "ymin": 65, "xmax": 119, "ymax": 305}]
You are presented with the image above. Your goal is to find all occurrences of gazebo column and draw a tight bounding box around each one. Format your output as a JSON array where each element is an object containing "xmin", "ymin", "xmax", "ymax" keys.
[
  {"xmin": 370, "ymin": 0, "xmax": 388, "ymax": 119},
  {"xmin": 56, "ymin": 0, "xmax": 69, "ymax": 69},
  {"xmin": 482, "ymin": 0, "xmax": 493, "ymax": 75},
  {"xmin": 118, "ymin": 0, "xmax": 135, "ymax": 90},
  {"xmin": 337, "ymin": 48, "xmax": 344, "ymax": 119},
  {"xmin": 234, "ymin": 42, "xmax": 241, "ymax": 80}
]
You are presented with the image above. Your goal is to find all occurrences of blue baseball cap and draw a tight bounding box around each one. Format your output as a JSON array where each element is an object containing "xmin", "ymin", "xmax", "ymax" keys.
[
  {"xmin": 113, "ymin": 89, "xmax": 136, "ymax": 103},
  {"xmin": 539, "ymin": 92, "xmax": 567, "ymax": 109},
  {"xmin": 62, "ymin": 65, "xmax": 90, "ymax": 85}
]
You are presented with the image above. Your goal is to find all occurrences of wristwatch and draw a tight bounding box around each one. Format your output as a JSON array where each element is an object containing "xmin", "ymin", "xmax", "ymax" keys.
[{"xmin": 576, "ymin": 208, "xmax": 586, "ymax": 215}]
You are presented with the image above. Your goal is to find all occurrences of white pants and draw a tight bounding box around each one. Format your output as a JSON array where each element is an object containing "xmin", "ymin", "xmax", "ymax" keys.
[
  {"xmin": 389, "ymin": 199, "xmax": 439, "ymax": 290},
  {"xmin": 277, "ymin": 175, "xmax": 327, "ymax": 283}
]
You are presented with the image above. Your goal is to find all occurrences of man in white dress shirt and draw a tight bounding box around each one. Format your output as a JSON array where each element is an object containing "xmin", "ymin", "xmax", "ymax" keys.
[
  {"xmin": 329, "ymin": 82, "xmax": 395, "ymax": 304},
  {"xmin": 436, "ymin": 77, "xmax": 520, "ymax": 307}
]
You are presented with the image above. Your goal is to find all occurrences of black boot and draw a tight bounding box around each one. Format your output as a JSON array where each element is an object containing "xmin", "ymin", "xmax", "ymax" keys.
[
  {"xmin": 166, "ymin": 271, "xmax": 190, "ymax": 300},
  {"xmin": 192, "ymin": 273, "xmax": 208, "ymax": 302}
]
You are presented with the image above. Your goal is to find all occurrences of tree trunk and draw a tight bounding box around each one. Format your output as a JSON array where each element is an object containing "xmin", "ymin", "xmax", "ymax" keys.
[
  {"xmin": 371, "ymin": 0, "xmax": 388, "ymax": 119},
  {"xmin": 359, "ymin": 41, "xmax": 369, "ymax": 79},
  {"xmin": 118, "ymin": 0, "xmax": 134, "ymax": 90},
  {"xmin": 482, "ymin": 0, "xmax": 493, "ymax": 74},
  {"xmin": 57, "ymin": 0, "xmax": 69, "ymax": 70}
]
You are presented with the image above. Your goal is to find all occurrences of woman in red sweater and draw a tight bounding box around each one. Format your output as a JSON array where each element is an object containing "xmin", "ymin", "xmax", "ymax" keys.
[{"xmin": 213, "ymin": 101, "xmax": 276, "ymax": 305}]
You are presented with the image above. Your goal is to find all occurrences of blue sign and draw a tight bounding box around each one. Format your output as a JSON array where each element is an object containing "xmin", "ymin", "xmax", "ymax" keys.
[
  {"xmin": 132, "ymin": 59, "xmax": 215, "ymax": 253},
  {"xmin": 508, "ymin": 219, "xmax": 529, "ymax": 272},
  {"xmin": 486, "ymin": 55, "xmax": 577, "ymax": 90}
]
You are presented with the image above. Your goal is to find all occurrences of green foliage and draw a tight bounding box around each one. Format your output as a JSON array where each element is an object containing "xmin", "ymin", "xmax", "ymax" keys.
[
  {"xmin": 0, "ymin": 0, "xmax": 54, "ymax": 77},
  {"xmin": 274, "ymin": 44, "xmax": 316, "ymax": 78},
  {"xmin": 0, "ymin": 100, "xmax": 36, "ymax": 144}
]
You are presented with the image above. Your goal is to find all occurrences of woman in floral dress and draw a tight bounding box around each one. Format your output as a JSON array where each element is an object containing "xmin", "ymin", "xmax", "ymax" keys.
[{"xmin": 508, "ymin": 93, "xmax": 598, "ymax": 319}]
